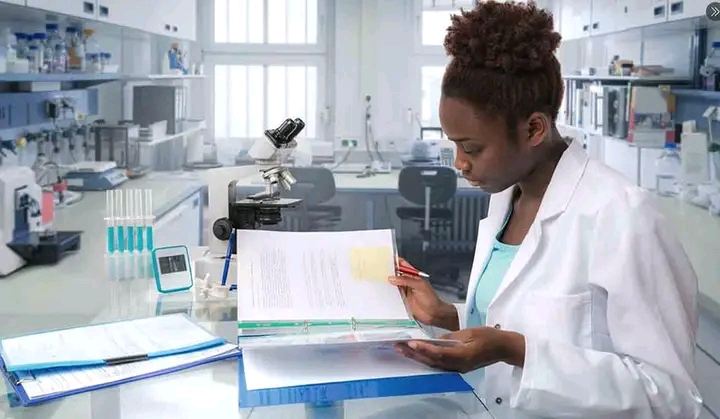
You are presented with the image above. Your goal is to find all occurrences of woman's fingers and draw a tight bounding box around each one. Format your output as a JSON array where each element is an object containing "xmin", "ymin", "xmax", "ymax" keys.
[{"xmin": 388, "ymin": 275, "xmax": 425, "ymax": 290}]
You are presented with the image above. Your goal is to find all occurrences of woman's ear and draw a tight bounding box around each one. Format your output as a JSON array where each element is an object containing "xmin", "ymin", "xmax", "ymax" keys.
[{"xmin": 526, "ymin": 112, "xmax": 550, "ymax": 147}]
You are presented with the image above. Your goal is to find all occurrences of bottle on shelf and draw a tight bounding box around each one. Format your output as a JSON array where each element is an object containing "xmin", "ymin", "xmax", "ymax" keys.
[
  {"xmin": 45, "ymin": 23, "xmax": 67, "ymax": 72},
  {"xmin": 655, "ymin": 142, "xmax": 682, "ymax": 197},
  {"xmin": 31, "ymin": 32, "xmax": 46, "ymax": 73},
  {"xmin": 65, "ymin": 27, "xmax": 84, "ymax": 72},
  {"xmin": 14, "ymin": 32, "xmax": 27, "ymax": 60},
  {"xmin": 26, "ymin": 45, "xmax": 38, "ymax": 74}
]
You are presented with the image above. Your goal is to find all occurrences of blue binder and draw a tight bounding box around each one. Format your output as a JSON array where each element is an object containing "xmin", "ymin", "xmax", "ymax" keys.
[
  {"xmin": 0, "ymin": 314, "xmax": 226, "ymax": 373},
  {"xmin": 0, "ymin": 348, "xmax": 241, "ymax": 407},
  {"xmin": 237, "ymin": 355, "xmax": 473, "ymax": 408}
]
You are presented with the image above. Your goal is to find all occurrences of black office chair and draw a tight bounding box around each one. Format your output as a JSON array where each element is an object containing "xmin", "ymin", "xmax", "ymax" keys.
[
  {"xmin": 396, "ymin": 166, "xmax": 465, "ymax": 298},
  {"xmin": 283, "ymin": 167, "xmax": 342, "ymax": 231}
]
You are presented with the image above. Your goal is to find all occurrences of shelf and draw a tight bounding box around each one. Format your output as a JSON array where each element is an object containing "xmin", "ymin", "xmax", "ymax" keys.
[
  {"xmin": 0, "ymin": 72, "xmax": 123, "ymax": 89},
  {"xmin": 0, "ymin": 73, "xmax": 206, "ymax": 90},
  {"xmin": 562, "ymin": 74, "xmax": 692, "ymax": 85},
  {"xmin": 123, "ymin": 74, "xmax": 207, "ymax": 81},
  {"xmin": 670, "ymin": 89, "xmax": 720, "ymax": 100}
]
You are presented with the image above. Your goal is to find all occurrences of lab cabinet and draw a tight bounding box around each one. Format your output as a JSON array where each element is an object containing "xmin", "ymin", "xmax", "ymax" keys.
[
  {"xmin": 559, "ymin": 0, "xmax": 592, "ymax": 40},
  {"xmin": 590, "ymin": 0, "xmax": 630, "ymax": 35},
  {"xmin": 25, "ymin": 0, "xmax": 98, "ymax": 19},
  {"xmin": 149, "ymin": 0, "xmax": 197, "ymax": 41},
  {"xmin": 624, "ymin": 0, "xmax": 667, "ymax": 29},
  {"xmin": 22, "ymin": 0, "xmax": 197, "ymax": 42},
  {"xmin": 93, "ymin": 0, "xmax": 150, "ymax": 30},
  {"xmin": 153, "ymin": 191, "xmax": 202, "ymax": 249},
  {"xmin": 666, "ymin": 0, "xmax": 709, "ymax": 21}
]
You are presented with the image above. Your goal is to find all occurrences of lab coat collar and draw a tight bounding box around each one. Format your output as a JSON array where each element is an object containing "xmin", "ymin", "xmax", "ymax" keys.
[
  {"xmin": 487, "ymin": 138, "xmax": 588, "ymax": 308},
  {"xmin": 536, "ymin": 138, "xmax": 588, "ymax": 222}
]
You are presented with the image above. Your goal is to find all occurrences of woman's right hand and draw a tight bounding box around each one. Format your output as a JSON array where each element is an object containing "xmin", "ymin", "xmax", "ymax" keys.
[{"xmin": 389, "ymin": 258, "xmax": 458, "ymax": 331}]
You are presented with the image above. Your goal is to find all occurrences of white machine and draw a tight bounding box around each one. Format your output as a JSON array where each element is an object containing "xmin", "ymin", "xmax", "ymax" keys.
[
  {"xmin": 0, "ymin": 166, "xmax": 82, "ymax": 277},
  {"xmin": 64, "ymin": 161, "xmax": 128, "ymax": 191},
  {"xmin": 195, "ymin": 118, "xmax": 305, "ymax": 285}
]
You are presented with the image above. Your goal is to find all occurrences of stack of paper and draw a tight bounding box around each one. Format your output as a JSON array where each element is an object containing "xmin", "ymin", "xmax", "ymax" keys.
[
  {"xmin": 233, "ymin": 229, "xmax": 470, "ymax": 406},
  {"xmin": 0, "ymin": 314, "xmax": 240, "ymax": 406}
]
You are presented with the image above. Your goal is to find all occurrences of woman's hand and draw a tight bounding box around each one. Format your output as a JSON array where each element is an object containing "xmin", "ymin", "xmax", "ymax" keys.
[
  {"xmin": 389, "ymin": 257, "xmax": 458, "ymax": 331},
  {"xmin": 395, "ymin": 327, "xmax": 526, "ymax": 373}
]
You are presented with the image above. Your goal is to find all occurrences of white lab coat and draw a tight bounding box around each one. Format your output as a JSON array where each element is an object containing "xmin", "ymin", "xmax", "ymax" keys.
[{"xmin": 455, "ymin": 139, "xmax": 703, "ymax": 419}]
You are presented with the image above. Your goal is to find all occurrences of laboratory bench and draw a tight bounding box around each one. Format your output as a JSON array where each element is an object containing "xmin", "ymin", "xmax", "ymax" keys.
[{"xmin": 0, "ymin": 177, "xmax": 205, "ymax": 318}]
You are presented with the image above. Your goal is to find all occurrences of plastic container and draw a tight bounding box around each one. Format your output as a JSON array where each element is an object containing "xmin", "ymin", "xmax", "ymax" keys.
[
  {"xmin": 45, "ymin": 23, "xmax": 67, "ymax": 72},
  {"xmin": 86, "ymin": 52, "xmax": 100, "ymax": 73},
  {"xmin": 655, "ymin": 143, "xmax": 682, "ymax": 196},
  {"xmin": 26, "ymin": 45, "xmax": 38, "ymax": 73},
  {"xmin": 14, "ymin": 33, "xmax": 27, "ymax": 60},
  {"xmin": 65, "ymin": 27, "xmax": 84, "ymax": 72},
  {"xmin": 100, "ymin": 52, "xmax": 111, "ymax": 71},
  {"xmin": 31, "ymin": 33, "xmax": 47, "ymax": 72}
]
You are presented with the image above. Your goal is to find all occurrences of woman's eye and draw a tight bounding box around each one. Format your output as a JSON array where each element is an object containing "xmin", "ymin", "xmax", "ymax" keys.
[{"xmin": 462, "ymin": 147, "xmax": 481, "ymax": 155}]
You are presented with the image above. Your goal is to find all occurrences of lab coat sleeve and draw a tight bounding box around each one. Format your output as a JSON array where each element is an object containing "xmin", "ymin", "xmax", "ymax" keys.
[{"xmin": 509, "ymin": 196, "xmax": 703, "ymax": 419}]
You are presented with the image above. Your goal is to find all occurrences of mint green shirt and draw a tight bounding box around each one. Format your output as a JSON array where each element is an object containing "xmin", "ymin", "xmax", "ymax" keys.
[{"xmin": 473, "ymin": 211, "xmax": 519, "ymax": 326}]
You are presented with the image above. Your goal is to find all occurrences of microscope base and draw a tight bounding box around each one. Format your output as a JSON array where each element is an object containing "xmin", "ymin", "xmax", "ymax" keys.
[{"xmin": 7, "ymin": 230, "xmax": 82, "ymax": 267}]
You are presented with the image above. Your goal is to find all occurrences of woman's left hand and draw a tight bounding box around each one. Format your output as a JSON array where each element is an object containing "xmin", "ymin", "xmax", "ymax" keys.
[{"xmin": 395, "ymin": 327, "xmax": 526, "ymax": 373}]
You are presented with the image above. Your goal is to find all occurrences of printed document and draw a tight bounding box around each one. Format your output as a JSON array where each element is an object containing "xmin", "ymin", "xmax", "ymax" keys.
[
  {"xmin": 0, "ymin": 314, "xmax": 222, "ymax": 372},
  {"xmin": 236, "ymin": 229, "xmax": 410, "ymax": 322},
  {"xmin": 242, "ymin": 345, "xmax": 445, "ymax": 391},
  {"xmin": 19, "ymin": 344, "xmax": 239, "ymax": 399}
]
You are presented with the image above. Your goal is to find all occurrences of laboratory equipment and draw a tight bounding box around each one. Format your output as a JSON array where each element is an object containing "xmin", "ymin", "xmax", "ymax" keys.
[
  {"xmin": 184, "ymin": 123, "xmax": 222, "ymax": 170},
  {"xmin": 152, "ymin": 245, "xmax": 194, "ymax": 293},
  {"xmin": 655, "ymin": 143, "xmax": 681, "ymax": 196},
  {"xmin": 196, "ymin": 117, "xmax": 306, "ymax": 285},
  {"xmin": 105, "ymin": 188, "xmax": 154, "ymax": 255},
  {"xmin": 64, "ymin": 161, "xmax": 128, "ymax": 191},
  {"xmin": 133, "ymin": 85, "xmax": 187, "ymax": 135},
  {"xmin": 65, "ymin": 27, "xmax": 84, "ymax": 72},
  {"xmin": 359, "ymin": 95, "xmax": 392, "ymax": 176},
  {"xmin": 93, "ymin": 123, "xmax": 148, "ymax": 178},
  {"xmin": 700, "ymin": 41, "xmax": 720, "ymax": 91},
  {"xmin": 0, "ymin": 165, "xmax": 82, "ymax": 277}
]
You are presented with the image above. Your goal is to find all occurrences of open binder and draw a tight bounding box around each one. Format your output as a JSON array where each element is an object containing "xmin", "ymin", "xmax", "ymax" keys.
[
  {"xmin": 1, "ymin": 344, "xmax": 240, "ymax": 406},
  {"xmin": 235, "ymin": 229, "xmax": 458, "ymax": 349}
]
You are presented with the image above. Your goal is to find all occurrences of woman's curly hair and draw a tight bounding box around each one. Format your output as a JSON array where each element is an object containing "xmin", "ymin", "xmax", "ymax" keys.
[{"xmin": 442, "ymin": 1, "xmax": 563, "ymax": 135}]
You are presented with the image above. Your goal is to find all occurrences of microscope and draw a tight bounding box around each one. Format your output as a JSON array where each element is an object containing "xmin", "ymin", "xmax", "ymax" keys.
[{"xmin": 195, "ymin": 118, "xmax": 305, "ymax": 287}]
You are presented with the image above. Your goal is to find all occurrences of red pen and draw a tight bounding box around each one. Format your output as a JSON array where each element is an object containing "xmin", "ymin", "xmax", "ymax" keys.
[{"xmin": 397, "ymin": 265, "xmax": 430, "ymax": 278}]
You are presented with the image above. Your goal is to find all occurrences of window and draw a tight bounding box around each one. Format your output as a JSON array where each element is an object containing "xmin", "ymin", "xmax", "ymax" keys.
[
  {"xmin": 213, "ymin": 64, "xmax": 319, "ymax": 142},
  {"xmin": 419, "ymin": 0, "xmax": 475, "ymax": 47},
  {"xmin": 213, "ymin": 0, "xmax": 319, "ymax": 45},
  {"xmin": 421, "ymin": 65, "xmax": 447, "ymax": 127}
]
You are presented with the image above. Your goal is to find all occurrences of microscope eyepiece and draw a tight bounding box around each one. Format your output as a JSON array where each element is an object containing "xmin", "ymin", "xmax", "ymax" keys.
[{"xmin": 264, "ymin": 117, "xmax": 306, "ymax": 146}]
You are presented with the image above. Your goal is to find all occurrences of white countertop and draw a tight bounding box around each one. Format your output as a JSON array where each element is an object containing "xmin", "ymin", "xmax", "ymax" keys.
[
  {"xmin": 655, "ymin": 197, "xmax": 720, "ymax": 309},
  {"xmin": 0, "ymin": 177, "xmax": 204, "ymax": 317}
]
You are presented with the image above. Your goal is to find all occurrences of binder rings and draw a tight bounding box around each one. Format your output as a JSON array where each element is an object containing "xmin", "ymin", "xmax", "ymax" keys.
[
  {"xmin": 1, "ymin": 344, "xmax": 240, "ymax": 407},
  {"xmin": 237, "ymin": 356, "xmax": 473, "ymax": 408}
]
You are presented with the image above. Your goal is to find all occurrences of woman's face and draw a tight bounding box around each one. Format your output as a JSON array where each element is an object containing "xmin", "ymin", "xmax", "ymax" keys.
[{"xmin": 439, "ymin": 96, "xmax": 537, "ymax": 194}]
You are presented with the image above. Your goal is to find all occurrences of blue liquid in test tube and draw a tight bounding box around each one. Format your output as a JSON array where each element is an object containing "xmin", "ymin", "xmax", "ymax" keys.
[
  {"xmin": 135, "ymin": 189, "xmax": 144, "ymax": 252},
  {"xmin": 115, "ymin": 189, "xmax": 125, "ymax": 252},
  {"xmin": 105, "ymin": 190, "xmax": 116, "ymax": 253}
]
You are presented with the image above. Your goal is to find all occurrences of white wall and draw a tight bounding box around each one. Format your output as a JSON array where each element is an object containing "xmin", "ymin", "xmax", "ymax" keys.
[{"xmin": 332, "ymin": 0, "xmax": 418, "ymax": 153}]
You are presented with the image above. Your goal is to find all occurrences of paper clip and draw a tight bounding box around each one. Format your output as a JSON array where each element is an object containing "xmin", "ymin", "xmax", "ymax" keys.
[
  {"xmin": 302, "ymin": 320, "xmax": 310, "ymax": 333},
  {"xmin": 350, "ymin": 317, "xmax": 358, "ymax": 331}
]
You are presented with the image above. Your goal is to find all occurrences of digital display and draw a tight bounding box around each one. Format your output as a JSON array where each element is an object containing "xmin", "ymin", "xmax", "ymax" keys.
[{"xmin": 158, "ymin": 254, "xmax": 188, "ymax": 274}]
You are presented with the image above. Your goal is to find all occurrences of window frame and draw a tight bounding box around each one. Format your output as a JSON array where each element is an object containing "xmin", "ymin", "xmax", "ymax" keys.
[
  {"xmin": 202, "ymin": 0, "xmax": 329, "ymax": 55},
  {"xmin": 411, "ymin": 55, "xmax": 450, "ymax": 140},
  {"xmin": 413, "ymin": 0, "xmax": 468, "ymax": 55},
  {"xmin": 203, "ymin": 54, "xmax": 329, "ymax": 143}
]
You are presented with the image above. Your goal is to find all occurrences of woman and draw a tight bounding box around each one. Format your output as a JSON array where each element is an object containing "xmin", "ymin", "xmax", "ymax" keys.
[{"xmin": 389, "ymin": 2, "xmax": 702, "ymax": 418}]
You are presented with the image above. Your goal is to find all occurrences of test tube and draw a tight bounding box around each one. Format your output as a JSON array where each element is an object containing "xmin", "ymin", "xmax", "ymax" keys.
[
  {"xmin": 145, "ymin": 189, "xmax": 154, "ymax": 251},
  {"xmin": 115, "ymin": 189, "xmax": 125, "ymax": 253},
  {"xmin": 126, "ymin": 190, "xmax": 135, "ymax": 252},
  {"xmin": 135, "ymin": 189, "xmax": 145, "ymax": 252},
  {"xmin": 105, "ymin": 190, "xmax": 115, "ymax": 254}
]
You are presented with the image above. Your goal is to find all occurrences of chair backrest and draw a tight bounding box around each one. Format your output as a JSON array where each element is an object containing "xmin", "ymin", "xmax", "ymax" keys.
[
  {"xmin": 398, "ymin": 166, "xmax": 457, "ymax": 206},
  {"xmin": 284, "ymin": 167, "xmax": 337, "ymax": 206}
]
